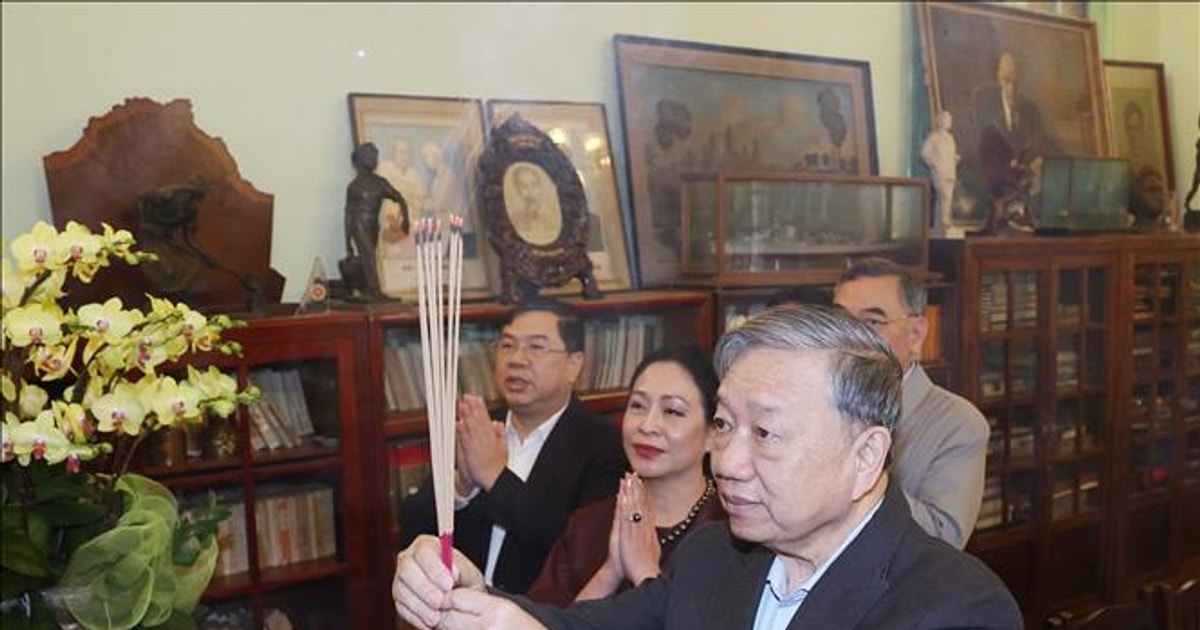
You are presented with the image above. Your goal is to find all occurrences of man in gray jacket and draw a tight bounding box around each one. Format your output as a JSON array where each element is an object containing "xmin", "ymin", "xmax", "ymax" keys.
[{"xmin": 834, "ymin": 257, "xmax": 989, "ymax": 549}]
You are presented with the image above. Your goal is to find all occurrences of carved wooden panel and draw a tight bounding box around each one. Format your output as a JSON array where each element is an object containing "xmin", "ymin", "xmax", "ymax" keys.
[{"xmin": 43, "ymin": 97, "xmax": 281, "ymax": 312}]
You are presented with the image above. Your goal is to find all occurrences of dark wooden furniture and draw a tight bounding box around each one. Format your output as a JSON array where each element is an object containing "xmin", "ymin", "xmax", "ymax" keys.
[
  {"xmin": 137, "ymin": 312, "xmax": 373, "ymax": 629},
  {"xmin": 1152, "ymin": 578, "xmax": 1200, "ymax": 630},
  {"xmin": 932, "ymin": 233, "xmax": 1200, "ymax": 626},
  {"xmin": 1044, "ymin": 602, "xmax": 1156, "ymax": 630},
  {"xmin": 359, "ymin": 290, "xmax": 714, "ymax": 624}
]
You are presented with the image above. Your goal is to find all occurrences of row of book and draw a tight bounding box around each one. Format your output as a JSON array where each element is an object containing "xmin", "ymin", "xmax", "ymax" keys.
[
  {"xmin": 247, "ymin": 367, "xmax": 319, "ymax": 452},
  {"xmin": 183, "ymin": 483, "xmax": 338, "ymax": 578},
  {"xmin": 380, "ymin": 315, "xmax": 668, "ymax": 412},
  {"xmin": 381, "ymin": 326, "xmax": 501, "ymax": 413}
]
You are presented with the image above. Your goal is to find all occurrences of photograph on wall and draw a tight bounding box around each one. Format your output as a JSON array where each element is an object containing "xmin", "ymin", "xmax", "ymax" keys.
[
  {"xmin": 487, "ymin": 100, "xmax": 633, "ymax": 292},
  {"xmin": 918, "ymin": 2, "xmax": 1110, "ymax": 230},
  {"xmin": 614, "ymin": 34, "xmax": 878, "ymax": 287},
  {"xmin": 348, "ymin": 94, "xmax": 495, "ymax": 299},
  {"xmin": 1104, "ymin": 60, "xmax": 1175, "ymax": 227}
]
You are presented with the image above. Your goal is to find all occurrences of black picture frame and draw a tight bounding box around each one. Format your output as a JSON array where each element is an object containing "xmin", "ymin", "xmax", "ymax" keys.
[{"xmin": 476, "ymin": 114, "xmax": 600, "ymax": 303}]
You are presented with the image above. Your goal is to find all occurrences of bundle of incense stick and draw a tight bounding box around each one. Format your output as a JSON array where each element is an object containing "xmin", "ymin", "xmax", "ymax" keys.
[{"xmin": 415, "ymin": 214, "xmax": 464, "ymax": 570}]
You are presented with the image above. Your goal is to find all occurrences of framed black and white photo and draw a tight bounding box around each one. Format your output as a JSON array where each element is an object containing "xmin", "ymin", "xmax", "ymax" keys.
[{"xmin": 348, "ymin": 93, "xmax": 496, "ymax": 299}]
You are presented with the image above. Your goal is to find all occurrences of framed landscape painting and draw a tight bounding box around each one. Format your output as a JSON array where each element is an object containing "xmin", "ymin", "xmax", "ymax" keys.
[
  {"xmin": 918, "ymin": 2, "xmax": 1111, "ymax": 230},
  {"xmin": 486, "ymin": 100, "xmax": 633, "ymax": 292},
  {"xmin": 614, "ymin": 34, "xmax": 877, "ymax": 287},
  {"xmin": 348, "ymin": 93, "xmax": 496, "ymax": 299}
]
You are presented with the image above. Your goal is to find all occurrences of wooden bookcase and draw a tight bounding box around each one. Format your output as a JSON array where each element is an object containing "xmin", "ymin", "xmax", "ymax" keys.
[
  {"xmin": 136, "ymin": 312, "xmax": 374, "ymax": 629},
  {"xmin": 359, "ymin": 289, "xmax": 714, "ymax": 625},
  {"xmin": 932, "ymin": 232, "xmax": 1200, "ymax": 625}
]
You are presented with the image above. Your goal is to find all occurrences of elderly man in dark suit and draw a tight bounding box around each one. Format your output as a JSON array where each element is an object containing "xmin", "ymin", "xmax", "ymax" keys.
[
  {"xmin": 399, "ymin": 298, "xmax": 627, "ymax": 595},
  {"xmin": 393, "ymin": 305, "xmax": 1022, "ymax": 630}
]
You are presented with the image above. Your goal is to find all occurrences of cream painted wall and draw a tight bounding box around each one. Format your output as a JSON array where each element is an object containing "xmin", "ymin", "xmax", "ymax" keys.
[{"xmin": 2, "ymin": 3, "xmax": 1195, "ymax": 301}]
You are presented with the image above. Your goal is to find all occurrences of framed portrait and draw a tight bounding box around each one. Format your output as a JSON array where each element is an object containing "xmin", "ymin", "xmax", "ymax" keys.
[
  {"xmin": 918, "ymin": 2, "xmax": 1111, "ymax": 230},
  {"xmin": 487, "ymin": 100, "xmax": 632, "ymax": 293},
  {"xmin": 613, "ymin": 34, "xmax": 878, "ymax": 287},
  {"xmin": 477, "ymin": 114, "xmax": 599, "ymax": 304},
  {"xmin": 347, "ymin": 93, "xmax": 496, "ymax": 300},
  {"xmin": 1104, "ymin": 60, "xmax": 1175, "ymax": 220}
]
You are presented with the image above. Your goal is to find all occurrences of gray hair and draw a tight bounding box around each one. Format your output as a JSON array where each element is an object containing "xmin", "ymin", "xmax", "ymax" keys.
[
  {"xmin": 714, "ymin": 304, "xmax": 901, "ymax": 432},
  {"xmin": 837, "ymin": 256, "xmax": 928, "ymax": 316}
]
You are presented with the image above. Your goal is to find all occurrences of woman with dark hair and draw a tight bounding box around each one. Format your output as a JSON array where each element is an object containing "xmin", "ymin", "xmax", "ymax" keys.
[{"xmin": 526, "ymin": 345, "xmax": 724, "ymax": 606}]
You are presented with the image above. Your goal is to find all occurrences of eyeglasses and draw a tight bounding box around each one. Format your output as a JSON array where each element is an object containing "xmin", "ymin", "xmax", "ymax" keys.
[
  {"xmin": 490, "ymin": 337, "xmax": 571, "ymax": 359},
  {"xmin": 858, "ymin": 313, "xmax": 921, "ymax": 331}
]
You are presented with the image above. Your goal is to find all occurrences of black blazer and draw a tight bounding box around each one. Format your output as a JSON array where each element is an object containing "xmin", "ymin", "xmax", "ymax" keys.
[
  {"xmin": 399, "ymin": 395, "xmax": 627, "ymax": 594},
  {"xmin": 519, "ymin": 478, "xmax": 1023, "ymax": 629}
]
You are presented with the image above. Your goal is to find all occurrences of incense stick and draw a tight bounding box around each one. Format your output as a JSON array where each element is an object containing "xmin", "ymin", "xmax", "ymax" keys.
[{"xmin": 415, "ymin": 213, "xmax": 464, "ymax": 571}]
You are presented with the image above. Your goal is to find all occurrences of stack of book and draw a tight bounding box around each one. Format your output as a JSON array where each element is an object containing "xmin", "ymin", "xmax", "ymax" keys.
[{"xmin": 247, "ymin": 367, "xmax": 319, "ymax": 452}]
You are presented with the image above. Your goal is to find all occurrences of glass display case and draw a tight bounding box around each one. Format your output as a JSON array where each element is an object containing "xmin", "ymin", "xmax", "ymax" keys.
[{"xmin": 679, "ymin": 172, "xmax": 928, "ymax": 286}]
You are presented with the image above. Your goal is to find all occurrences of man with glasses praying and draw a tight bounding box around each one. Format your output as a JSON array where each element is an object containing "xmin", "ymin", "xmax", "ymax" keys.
[
  {"xmin": 833, "ymin": 257, "xmax": 989, "ymax": 549},
  {"xmin": 400, "ymin": 298, "xmax": 627, "ymax": 594}
]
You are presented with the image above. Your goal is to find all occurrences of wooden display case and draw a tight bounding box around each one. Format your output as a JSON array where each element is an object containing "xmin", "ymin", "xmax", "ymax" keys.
[
  {"xmin": 678, "ymin": 171, "xmax": 928, "ymax": 287},
  {"xmin": 932, "ymin": 232, "xmax": 1200, "ymax": 625},
  {"xmin": 135, "ymin": 312, "xmax": 372, "ymax": 630}
]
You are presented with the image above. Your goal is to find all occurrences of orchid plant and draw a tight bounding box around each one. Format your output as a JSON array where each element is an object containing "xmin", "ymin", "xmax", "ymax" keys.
[{"xmin": 1, "ymin": 220, "xmax": 258, "ymax": 629}]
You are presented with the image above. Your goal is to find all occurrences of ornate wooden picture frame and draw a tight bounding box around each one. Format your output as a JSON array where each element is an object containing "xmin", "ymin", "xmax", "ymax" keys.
[
  {"xmin": 476, "ymin": 115, "xmax": 600, "ymax": 303},
  {"xmin": 486, "ymin": 100, "xmax": 633, "ymax": 293},
  {"xmin": 347, "ymin": 93, "xmax": 496, "ymax": 300},
  {"xmin": 614, "ymin": 33, "xmax": 878, "ymax": 287}
]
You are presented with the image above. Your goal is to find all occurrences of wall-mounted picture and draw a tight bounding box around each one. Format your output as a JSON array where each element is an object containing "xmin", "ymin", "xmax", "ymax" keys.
[
  {"xmin": 348, "ymin": 93, "xmax": 495, "ymax": 299},
  {"xmin": 613, "ymin": 34, "xmax": 878, "ymax": 287},
  {"xmin": 487, "ymin": 100, "xmax": 633, "ymax": 292},
  {"xmin": 918, "ymin": 2, "xmax": 1111, "ymax": 231},
  {"xmin": 1104, "ymin": 60, "xmax": 1175, "ymax": 227}
]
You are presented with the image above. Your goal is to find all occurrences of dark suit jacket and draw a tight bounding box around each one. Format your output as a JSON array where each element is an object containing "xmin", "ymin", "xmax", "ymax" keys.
[
  {"xmin": 973, "ymin": 86, "xmax": 1062, "ymax": 198},
  {"xmin": 526, "ymin": 488, "xmax": 726, "ymax": 606},
  {"xmin": 399, "ymin": 395, "xmax": 627, "ymax": 594},
  {"xmin": 518, "ymin": 478, "xmax": 1023, "ymax": 629}
]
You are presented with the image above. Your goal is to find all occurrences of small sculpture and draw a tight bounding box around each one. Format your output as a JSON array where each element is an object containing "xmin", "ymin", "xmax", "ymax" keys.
[
  {"xmin": 921, "ymin": 110, "xmax": 960, "ymax": 234},
  {"xmin": 342, "ymin": 142, "xmax": 409, "ymax": 301}
]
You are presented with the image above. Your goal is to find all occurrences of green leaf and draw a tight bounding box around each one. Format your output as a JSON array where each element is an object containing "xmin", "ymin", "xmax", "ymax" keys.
[
  {"xmin": 0, "ymin": 534, "xmax": 55, "ymax": 578},
  {"xmin": 150, "ymin": 608, "xmax": 199, "ymax": 630}
]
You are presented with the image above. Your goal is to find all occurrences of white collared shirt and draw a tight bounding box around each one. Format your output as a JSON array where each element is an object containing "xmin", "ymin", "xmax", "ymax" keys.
[
  {"xmin": 751, "ymin": 496, "xmax": 884, "ymax": 630},
  {"xmin": 475, "ymin": 402, "xmax": 567, "ymax": 586}
]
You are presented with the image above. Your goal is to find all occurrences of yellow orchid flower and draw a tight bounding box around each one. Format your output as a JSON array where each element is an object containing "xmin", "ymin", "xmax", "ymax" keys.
[
  {"xmin": 1, "ymin": 373, "xmax": 15, "ymax": 402},
  {"xmin": 5, "ymin": 302, "xmax": 64, "ymax": 347},
  {"xmin": 92, "ymin": 382, "xmax": 146, "ymax": 436},
  {"xmin": 32, "ymin": 337, "xmax": 77, "ymax": 381},
  {"xmin": 18, "ymin": 382, "xmax": 49, "ymax": 418},
  {"xmin": 78, "ymin": 297, "xmax": 143, "ymax": 363},
  {"xmin": 10, "ymin": 221, "xmax": 58, "ymax": 273},
  {"xmin": 146, "ymin": 375, "xmax": 202, "ymax": 427},
  {"xmin": 189, "ymin": 365, "xmax": 239, "ymax": 418},
  {"xmin": 52, "ymin": 400, "xmax": 93, "ymax": 443},
  {"xmin": 101, "ymin": 222, "xmax": 136, "ymax": 258},
  {"xmin": 10, "ymin": 410, "xmax": 71, "ymax": 466},
  {"xmin": 56, "ymin": 221, "xmax": 104, "ymax": 281},
  {"xmin": 175, "ymin": 304, "xmax": 216, "ymax": 352},
  {"xmin": 24, "ymin": 266, "xmax": 67, "ymax": 303}
]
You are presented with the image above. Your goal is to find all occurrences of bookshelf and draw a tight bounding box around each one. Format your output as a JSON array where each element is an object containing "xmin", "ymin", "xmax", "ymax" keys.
[
  {"xmin": 136, "ymin": 312, "xmax": 372, "ymax": 630},
  {"xmin": 361, "ymin": 289, "xmax": 714, "ymax": 624},
  {"xmin": 932, "ymin": 232, "xmax": 1200, "ymax": 626}
]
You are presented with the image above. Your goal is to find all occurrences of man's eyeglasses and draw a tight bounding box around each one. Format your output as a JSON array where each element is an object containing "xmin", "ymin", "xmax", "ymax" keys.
[
  {"xmin": 859, "ymin": 313, "xmax": 921, "ymax": 331},
  {"xmin": 490, "ymin": 337, "xmax": 571, "ymax": 359}
]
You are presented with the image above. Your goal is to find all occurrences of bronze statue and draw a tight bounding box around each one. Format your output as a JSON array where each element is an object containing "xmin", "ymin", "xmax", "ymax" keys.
[
  {"xmin": 342, "ymin": 142, "xmax": 409, "ymax": 300},
  {"xmin": 1183, "ymin": 114, "xmax": 1200, "ymax": 232}
]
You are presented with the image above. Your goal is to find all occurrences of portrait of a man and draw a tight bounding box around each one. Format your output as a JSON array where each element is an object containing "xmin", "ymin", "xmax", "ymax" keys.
[
  {"xmin": 920, "ymin": 3, "xmax": 1110, "ymax": 226},
  {"xmin": 503, "ymin": 162, "xmax": 563, "ymax": 245}
]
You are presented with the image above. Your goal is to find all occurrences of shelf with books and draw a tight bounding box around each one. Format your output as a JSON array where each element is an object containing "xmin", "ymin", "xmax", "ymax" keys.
[
  {"xmin": 933, "ymin": 236, "xmax": 1118, "ymax": 620},
  {"xmin": 133, "ymin": 311, "xmax": 373, "ymax": 630}
]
